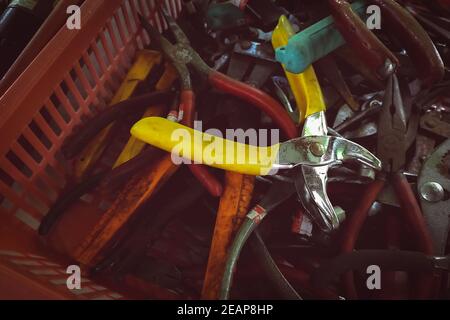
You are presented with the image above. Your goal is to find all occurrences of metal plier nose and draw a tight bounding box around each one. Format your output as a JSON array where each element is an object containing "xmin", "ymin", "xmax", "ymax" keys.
[
  {"xmin": 271, "ymin": 16, "xmax": 380, "ymax": 232},
  {"xmin": 295, "ymin": 112, "xmax": 343, "ymax": 232}
]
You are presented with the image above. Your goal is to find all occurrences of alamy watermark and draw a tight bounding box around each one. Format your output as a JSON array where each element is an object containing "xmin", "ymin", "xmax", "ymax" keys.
[
  {"xmin": 66, "ymin": 265, "xmax": 81, "ymax": 290},
  {"xmin": 170, "ymin": 121, "xmax": 279, "ymax": 174},
  {"xmin": 66, "ymin": 5, "xmax": 81, "ymax": 30}
]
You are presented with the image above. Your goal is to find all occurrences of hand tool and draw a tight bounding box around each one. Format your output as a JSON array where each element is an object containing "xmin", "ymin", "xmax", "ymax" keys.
[
  {"xmin": 420, "ymin": 109, "xmax": 450, "ymax": 139},
  {"xmin": 93, "ymin": 173, "xmax": 206, "ymax": 274},
  {"xmin": 38, "ymin": 146, "xmax": 166, "ymax": 236},
  {"xmin": 233, "ymin": 40, "xmax": 276, "ymax": 63},
  {"xmin": 113, "ymin": 63, "xmax": 178, "ymax": 167},
  {"xmin": 202, "ymin": 172, "xmax": 255, "ymax": 299},
  {"xmin": 405, "ymin": 4, "xmax": 450, "ymax": 43},
  {"xmin": 73, "ymin": 154, "xmax": 180, "ymax": 267},
  {"xmin": 316, "ymin": 55, "xmax": 360, "ymax": 112},
  {"xmin": 328, "ymin": 0, "xmax": 399, "ymax": 80},
  {"xmin": 219, "ymin": 173, "xmax": 297, "ymax": 299},
  {"xmin": 248, "ymin": 230, "xmax": 302, "ymax": 300},
  {"xmin": 138, "ymin": 10, "xmax": 298, "ymax": 198},
  {"xmin": 339, "ymin": 73, "xmax": 435, "ymax": 299},
  {"xmin": 274, "ymin": 0, "xmax": 367, "ymax": 75},
  {"xmin": 418, "ymin": 139, "xmax": 450, "ymax": 256},
  {"xmin": 62, "ymin": 91, "xmax": 171, "ymax": 160},
  {"xmin": 202, "ymin": 38, "xmax": 277, "ymax": 300},
  {"xmin": 69, "ymin": 50, "xmax": 163, "ymax": 180},
  {"xmin": 312, "ymin": 250, "xmax": 450, "ymax": 289},
  {"xmin": 271, "ymin": 76, "xmax": 298, "ymax": 123},
  {"xmin": 206, "ymin": 2, "xmax": 248, "ymax": 32},
  {"xmin": 138, "ymin": 11, "xmax": 297, "ymax": 139},
  {"xmin": 329, "ymin": 0, "xmax": 444, "ymax": 85},
  {"xmin": 39, "ymin": 59, "xmax": 179, "ymax": 236},
  {"xmin": 131, "ymin": 116, "xmax": 381, "ymax": 177},
  {"xmin": 272, "ymin": 15, "xmax": 367, "ymax": 232},
  {"xmin": 334, "ymin": 45, "xmax": 385, "ymax": 90},
  {"xmin": 333, "ymin": 96, "xmax": 383, "ymax": 134}
]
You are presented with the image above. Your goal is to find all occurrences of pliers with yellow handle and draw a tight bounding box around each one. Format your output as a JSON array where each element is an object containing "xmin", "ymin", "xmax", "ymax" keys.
[
  {"xmin": 271, "ymin": 16, "xmax": 352, "ymax": 231},
  {"xmin": 130, "ymin": 117, "xmax": 381, "ymax": 182}
]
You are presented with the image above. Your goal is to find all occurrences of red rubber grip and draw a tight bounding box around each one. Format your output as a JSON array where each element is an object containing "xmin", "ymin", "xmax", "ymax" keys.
[
  {"xmin": 180, "ymin": 90, "xmax": 195, "ymax": 127},
  {"xmin": 178, "ymin": 90, "xmax": 223, "ymax": 197},
  {"xmin": 209, "ymin": 71, "xmax": 298, "ymax": 140}
]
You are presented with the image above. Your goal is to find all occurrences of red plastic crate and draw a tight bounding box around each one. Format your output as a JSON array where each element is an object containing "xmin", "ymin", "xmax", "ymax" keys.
[{"xmin": 0, "ymin": 0, "xmax": 182, "ymax": 299}]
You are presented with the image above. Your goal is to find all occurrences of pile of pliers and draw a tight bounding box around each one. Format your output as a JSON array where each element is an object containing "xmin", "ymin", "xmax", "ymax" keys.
[{"xmin": 39, "ymin": 0, "xmax": 450, "ymax": 300}]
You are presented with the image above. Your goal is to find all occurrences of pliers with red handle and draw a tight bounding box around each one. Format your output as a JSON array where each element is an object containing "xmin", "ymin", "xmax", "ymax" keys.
[
  {"xmin": 138, "ymin": 9, "xmax": 298, "ymax": 197},
  {"xmin": 138, "ymin": 10, "xmax": 298, "ymax": 139},
  {"xmin": 328, "ymin": 0, "xmax": 445, "ymax": 87},
  {"xmin": 339, "ymin": 74, "xmax": 436, "ymax": 299}
]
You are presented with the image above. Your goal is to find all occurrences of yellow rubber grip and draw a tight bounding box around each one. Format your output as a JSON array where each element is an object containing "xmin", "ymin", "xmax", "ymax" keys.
[
  {"xmin": 272, "ymin": 16, "xmax": 326, "ymax": 122},
  {"xmin": 131, "ymin": 117, "xmax": 280, "ymax": 176}
]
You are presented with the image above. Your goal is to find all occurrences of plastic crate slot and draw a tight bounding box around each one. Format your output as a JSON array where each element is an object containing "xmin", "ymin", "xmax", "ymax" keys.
[
  {"xmin": 11, "ymin": 259, "xmax": 43, "ymax": 267},
  {"xmin": 34, "ymin": 113, "xmax": 60, "ymax": 145},
  {"xmin": 54, "ymin": 87, "xmax": 80, "ymax": 124},
  {"xmin": 70, "ymin": 287, "xmax": 95, "ymax": 295},
  {"xmin": 74, "ymin": 60, "xmax": 96, "ymax": 93},
  {"xmin": 105, "ymin": 20, "xmax": 121, "ymax": 55},
  {"xmin": 99, "ymin": 33, "xmax": 115, "ymax": 67},
  {"xmin": 5, "ymin": 151, "xmax": 33, "ymax": 179},
  {"xmin": 0, "ymin": 181, "xmax": 42, "ymax": 218},
  {"xmin": 107, "ymin": 292, "xmax": 123, "ymax": 299},
  {"xmin": 81, "ymin": 52, "xmax": 103, "ymax": 91},
  {"xmin": 91, "ymin": 295, "xmax": 114, "ymax": 300},
  {"xmin": 33, "ymin": 161, "xmax": 65, "ymax": 192},
  {"xmin": 0, "ymin": 250, "xmax": 24, "ymax": 257},
  {"xmin": 0, "ymin": 169, "xmax": 54, "ymax": 217},
  {"xmin": 114, "ymin": 8, "xmax": 130, "ymax": 42},
  {"xmin": 26, "ymin": 254, "xmax": 49, "ymax": 260},
  {"xmin": 89, "ymin": 45, "xmax": 108, "ymax": 79},
  {"xmin": 124, "ymin": 0, "xmax": 139, "ymax": 35},
  {"xmin": 15, "ymin": 208, "xmax": 40, "ymax": 230},
  {"xmin": 24, "ymin": 192, "xmax": 49, "ymax": 215},
  {"xmin": 0, "ymin": 168, "xmax": 14, "ymax": 186},
  {"xmin": 49, "ymin": 278, "xmax": 71, "ymax": 285},
  {"xmin": 0, "ymin": 160, "xmax": 54, "ymax": 210},
  {"xmin": 28, "ymin": 120, "xmax": 52, "ymax": 151},
  {"xmin": 38, "ymin": 108, "xmax": 62, "ymax": 138},
  {"xmin": 60, "ymin": 81, "xmax": 81, "ymax": 113},
  {"xmin": 68, "ymin": 69, "xmax": 89, "ymax": 101},
  {"xmin": 29, "ymin": 268, "xmax": 60, "ymax": 276},
  {"xmin": 91, "ymin": 285, "xmax": 107, "ymax": 291},
  {"xmin": 138, "ymin": 0, "xmax": 151, "ymax": 16},
  {"xmin": 11, "ymin": 142, "xmax": 42, "ymax": 175},
  {"xmin": 40, "ymin": 261, "xmax": 61, "ymax": 268},
  {"xmin": 35, "ymin": 176, "xmax": 59, "ymax": 200},
  {"xmin": 48, "ymin": 95, "xmax": 71, "ymax": 125},
  {"xmin": 136, "ymin": 1, "xmax": 151, "ymax": 45}
]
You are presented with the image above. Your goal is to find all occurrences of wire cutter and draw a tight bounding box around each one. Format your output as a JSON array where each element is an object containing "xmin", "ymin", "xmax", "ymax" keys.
[
  {"xmin": 272, "ymin": 16, "xmax": 355, "ymax": 232},
  {"xmin": 138, "ymin": 10, "xmax": 298, "ymax": 139},
  {"xmin": 340, "ymin": 73, "xmax": 436, "ymax": 299}
]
